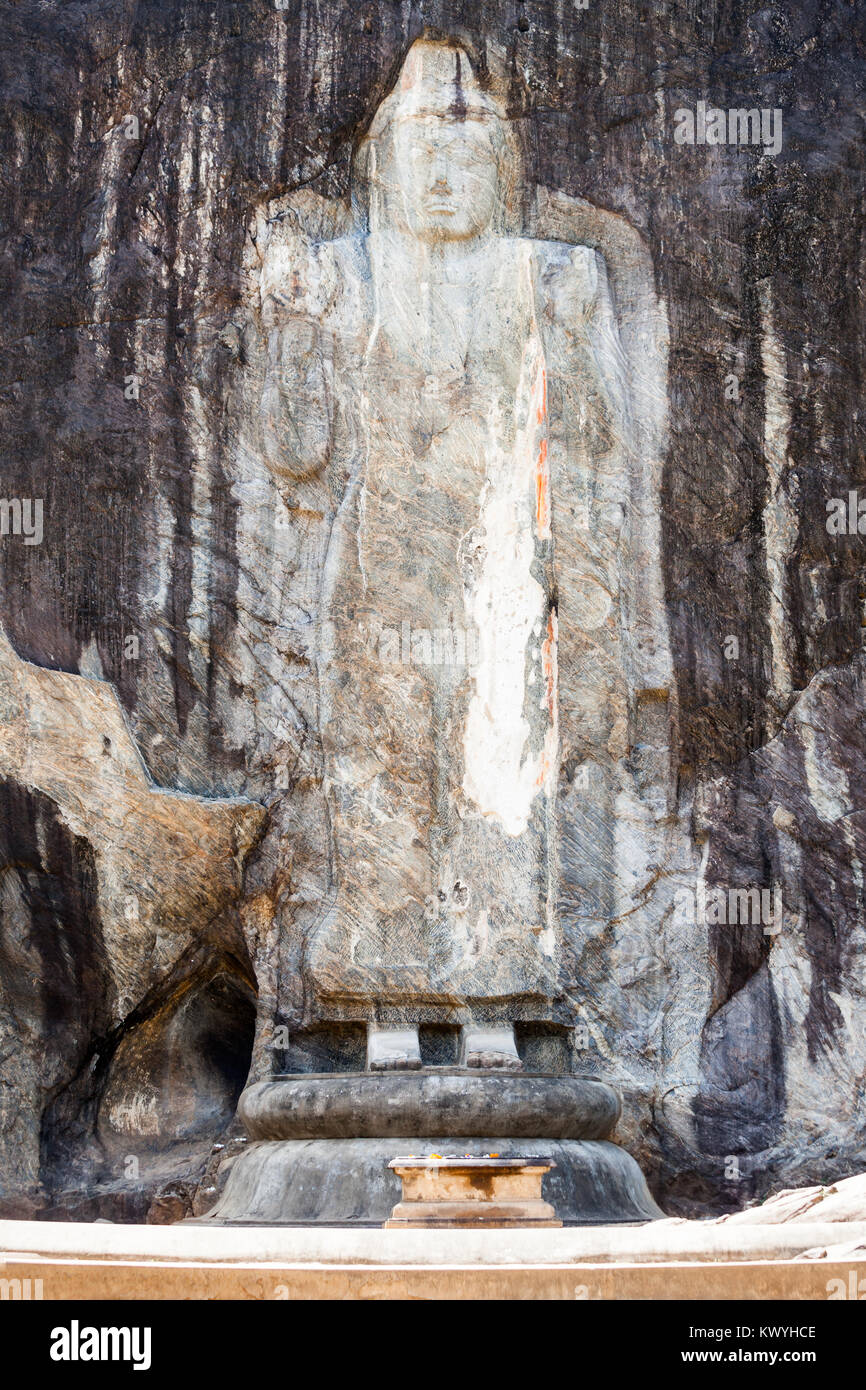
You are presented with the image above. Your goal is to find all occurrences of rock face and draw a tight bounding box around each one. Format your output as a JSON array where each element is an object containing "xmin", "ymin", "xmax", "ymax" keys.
[
  {"xmin": 713, "ymin": 1172, "xmax": 866, "ymax": 1227},
  {"xmin": 0, "ymin": 626, "xmax": 263, "ymax": 1216},
  {"xmin": 0, "ymin": 0, "xmax": 864, "ymax": 1220}
]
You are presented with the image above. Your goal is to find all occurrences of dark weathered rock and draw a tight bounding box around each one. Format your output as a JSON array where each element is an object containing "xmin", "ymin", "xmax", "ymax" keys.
[{"xmin": 0, "ymin": 0, "xmax": 864, "ymax": 1220}]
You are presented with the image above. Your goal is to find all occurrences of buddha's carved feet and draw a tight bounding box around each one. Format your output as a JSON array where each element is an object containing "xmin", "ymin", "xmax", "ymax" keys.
[
  {"xmin": 365, "ymin": 1023, "xmax": 523, "ymax": 1071},
  {"xmin": 460, "ymin": 1024, "xmax": 523, "ymax": 1071},
  {"xmin": 366, "ymin": 1024, "xmax": 422, "ymax": 1071}
]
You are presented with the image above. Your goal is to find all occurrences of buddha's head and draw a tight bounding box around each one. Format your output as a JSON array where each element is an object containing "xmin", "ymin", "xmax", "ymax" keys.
[{"xmin": 359, "ymin": 40, "xmax": 513, "ymax": 244}]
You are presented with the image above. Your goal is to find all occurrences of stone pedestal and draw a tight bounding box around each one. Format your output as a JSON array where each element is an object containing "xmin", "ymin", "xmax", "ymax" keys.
[
  {"xmin": 385, "ymin": 1157, "xmax": 561, "ymax": 1227},
  {"xmin": 198, "ymin": 1072, "xmax": 663, "ymax": 1226}
]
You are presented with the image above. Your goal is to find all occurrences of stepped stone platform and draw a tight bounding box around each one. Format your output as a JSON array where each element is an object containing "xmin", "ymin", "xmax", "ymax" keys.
[{"xmin": 2, "ymin": 1218, "xmax": 865, "ymax": 1300}]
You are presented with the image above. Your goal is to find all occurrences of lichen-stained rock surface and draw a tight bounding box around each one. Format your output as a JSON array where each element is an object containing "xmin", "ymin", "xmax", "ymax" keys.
[{"xmin": 0, "ymin": 0, "xmax": 864, "ymax": 1218}]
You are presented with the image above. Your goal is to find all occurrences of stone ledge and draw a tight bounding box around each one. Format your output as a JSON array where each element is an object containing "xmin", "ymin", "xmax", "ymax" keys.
[
  {"xmin": 1, "ymin": 1253, "xmax": 864, "ymax": 1301},
  {"xmin": 4, "ymin": 1218, "xmax": 866, "ymax": 1265}
]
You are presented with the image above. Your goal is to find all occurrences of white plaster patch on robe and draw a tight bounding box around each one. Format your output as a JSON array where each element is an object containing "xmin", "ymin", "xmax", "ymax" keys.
[
  {"xmin": 462, "ymin": 317, "xmax": 557, "ymax": 836},
  {"xmin": 537, "ymin": 924, "xmax": 556, "ymax": 957}
]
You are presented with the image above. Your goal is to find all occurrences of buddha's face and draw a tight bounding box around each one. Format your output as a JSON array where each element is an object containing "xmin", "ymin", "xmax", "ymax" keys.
[{"xmin": 390, "ymin": 113, "xmax": 500, "ymax": 243}]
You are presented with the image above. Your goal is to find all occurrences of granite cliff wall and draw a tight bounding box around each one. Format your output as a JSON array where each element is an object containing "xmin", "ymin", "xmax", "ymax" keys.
[{"xmin": 0, "ymin": 0, "xmax": 864, "ymax": 1219}]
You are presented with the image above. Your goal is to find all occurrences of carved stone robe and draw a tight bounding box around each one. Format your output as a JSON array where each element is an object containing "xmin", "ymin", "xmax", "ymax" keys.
[{"xmin": 261, "ymin": 222, "xmax": 631, "ymax": 1019}]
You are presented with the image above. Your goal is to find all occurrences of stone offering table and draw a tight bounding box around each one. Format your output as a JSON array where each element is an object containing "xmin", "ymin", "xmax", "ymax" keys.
[{"xmin": 385, "ymin": 1156, "xmax": 561, "ymax": 1228}]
